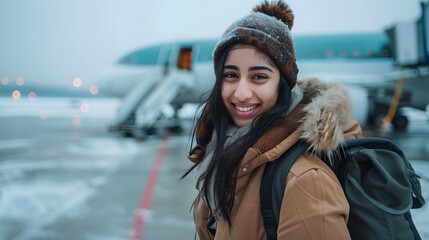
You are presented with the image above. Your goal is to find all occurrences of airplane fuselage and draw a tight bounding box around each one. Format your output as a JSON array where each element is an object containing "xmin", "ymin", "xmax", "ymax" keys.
[{"xmin": 97, "ymin": 33, "xmax": 429, "ymax": 131}]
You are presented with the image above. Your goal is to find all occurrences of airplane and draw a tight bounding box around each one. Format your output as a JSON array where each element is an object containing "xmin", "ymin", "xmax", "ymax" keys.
[{"xmin": 97, "ymin": 30, "xmax": 429, "ymax": 137}]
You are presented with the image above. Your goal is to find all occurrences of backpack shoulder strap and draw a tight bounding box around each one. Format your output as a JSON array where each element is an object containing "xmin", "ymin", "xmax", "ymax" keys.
[{"xmin": 260, "ymin": 141, "xmax": 309, "ymax": 240}]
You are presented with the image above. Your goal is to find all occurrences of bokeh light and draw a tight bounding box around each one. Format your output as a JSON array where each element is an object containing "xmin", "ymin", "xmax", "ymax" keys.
[
  {"xmin": 80, "ymin": 103, "xmax": 89, "ymax": 112},
  {"xmin": 73, "ymin": 115, "xmax": 81, "ymax": 127},
  {"xmin": 1, "ymin": 76, "xmax": 10, "ymax": 85},
  {"xmin": 40, "ymin": 111, "xmax": 47, "ymax": 120},
  {"xmin": 28, "ymin": 92, "xmax": 37, "ymax": 101},
  {"xmin": 90, "ymin": 85, "xmax": 99, "ymax": 95},
  {"xmin": 12, "ymin": 90, "xmax": 21, "ymax": 99},
  {"xmin": 16, "ymin": 77, "xmax": 24, "ymax": 86},
  {"xmin": 73, "ymin": 78, "xmax": 82, "ymax": 87}
]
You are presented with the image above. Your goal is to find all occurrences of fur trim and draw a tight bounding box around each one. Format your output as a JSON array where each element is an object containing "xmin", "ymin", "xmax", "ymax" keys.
[
  {"xmin": 253, "ymin": 0, "xmax": 294, "ymax": 30},
  {"xmin": 298, "ymin": 78, "xmax": 353, "ymax": 158}
]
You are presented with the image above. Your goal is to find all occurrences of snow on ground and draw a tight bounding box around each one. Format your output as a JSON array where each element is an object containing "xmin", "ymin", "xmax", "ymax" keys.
[{"xmin": 0, "ymin": 136, "xmax": 142, "ymax": 240}]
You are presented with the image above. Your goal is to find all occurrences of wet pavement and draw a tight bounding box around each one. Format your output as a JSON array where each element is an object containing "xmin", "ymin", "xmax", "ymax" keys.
[
  {"xmin": 0, "ymin": 98, "xmax": 428, "ymax": 240},
  {"xmin": 0, "ymin": 114, "xmax": 197, "ymax": 240}
]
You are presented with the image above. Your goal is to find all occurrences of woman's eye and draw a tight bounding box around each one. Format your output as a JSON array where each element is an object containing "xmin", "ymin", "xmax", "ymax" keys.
[
  {"xmin": 252, "ymin": 74, "xmax": 268, "ymax": 80},
  {"xmin": 223, "ymin": 73, "xmax": 238, "ymax": 79}
]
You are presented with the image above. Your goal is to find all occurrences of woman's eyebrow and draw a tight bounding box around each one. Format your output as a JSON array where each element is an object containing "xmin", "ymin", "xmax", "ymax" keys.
[
  {"xmin": 224, "ymin": 65, "xmax": 239, "ymax": 70},
  {"xmin": 249, "ymin": 66, "xmax": 273, "ymax": 72}
]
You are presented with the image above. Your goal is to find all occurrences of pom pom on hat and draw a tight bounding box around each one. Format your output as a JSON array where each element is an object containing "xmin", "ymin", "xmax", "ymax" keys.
[{"xmin": 253, "ymin": 1, "xmax": 294, "ymax": 30}]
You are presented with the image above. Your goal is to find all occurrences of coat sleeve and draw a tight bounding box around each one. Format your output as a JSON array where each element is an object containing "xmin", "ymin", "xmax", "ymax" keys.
[
  {"xmin": 277, "ymin": 157, "xmax": 351, "ymax": 240},
  {"xmin": 194, "ymin": 199, "xmax": 215, "ymax": 240}
]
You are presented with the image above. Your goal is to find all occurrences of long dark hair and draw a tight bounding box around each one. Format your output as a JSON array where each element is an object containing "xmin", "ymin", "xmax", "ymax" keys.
[{"xmin": 185, "ymin": 44, "xmax": 292, "ymax": 226}]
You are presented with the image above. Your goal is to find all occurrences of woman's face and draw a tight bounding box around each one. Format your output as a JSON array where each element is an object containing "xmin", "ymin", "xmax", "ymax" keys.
[{"xmin": 221, "ymin": 46, "xmax": 280, "ymax": 127}]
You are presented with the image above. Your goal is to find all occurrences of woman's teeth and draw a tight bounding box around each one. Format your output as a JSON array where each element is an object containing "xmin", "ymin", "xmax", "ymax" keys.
[{"xmin": 235, "ymin": 105, "xmax": 257, "ymax": 112}]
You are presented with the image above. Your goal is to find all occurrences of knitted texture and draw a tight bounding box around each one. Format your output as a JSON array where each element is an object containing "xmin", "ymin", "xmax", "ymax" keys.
[{"xmin": 213, "ymin": 1, "xmax": 299, "ymax": 88}]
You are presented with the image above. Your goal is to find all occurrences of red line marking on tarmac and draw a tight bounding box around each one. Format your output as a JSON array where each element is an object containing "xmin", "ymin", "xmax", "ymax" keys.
[{"xmin": 127, "ymin": 136, "xmax": 169, "ymax": 240}]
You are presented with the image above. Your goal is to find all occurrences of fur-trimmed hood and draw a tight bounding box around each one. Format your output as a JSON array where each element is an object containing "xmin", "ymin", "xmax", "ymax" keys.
[{"xmin": 298, "ymin": 78, "xmax": 362, "ymax": 156}]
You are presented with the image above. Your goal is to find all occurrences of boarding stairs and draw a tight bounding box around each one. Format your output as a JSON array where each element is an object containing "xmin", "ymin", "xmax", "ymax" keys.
[
  {"xmin": 111, "ymin": 69, "xmax": 193, "ymax": 136},
  {"xmin": 111, "ymin": 74, "xmax": 159, "ymax": 133},
  {"xmin": 134, "ymin": 70, "xmax": 193, "ymax": 131}
]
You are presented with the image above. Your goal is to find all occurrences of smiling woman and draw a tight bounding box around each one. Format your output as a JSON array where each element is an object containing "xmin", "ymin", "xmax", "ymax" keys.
[
  {"xmin": 221, "ymin": 45, "xmax": 281, "ymax": 127},
  {"xmin": 182, "ymin": 1, "xmax": 363, "ymax": 239}
]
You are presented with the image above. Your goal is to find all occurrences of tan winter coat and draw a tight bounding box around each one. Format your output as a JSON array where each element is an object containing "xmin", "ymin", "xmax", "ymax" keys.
[{"xmin": 189, "ymin": 78, "xmax": 362, "ymax": 240}]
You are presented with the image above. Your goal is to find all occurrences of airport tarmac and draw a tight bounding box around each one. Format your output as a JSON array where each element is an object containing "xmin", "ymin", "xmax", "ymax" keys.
[{"xmin": 0, "ymin": 98, "xmax": 428, "ymax": 240}]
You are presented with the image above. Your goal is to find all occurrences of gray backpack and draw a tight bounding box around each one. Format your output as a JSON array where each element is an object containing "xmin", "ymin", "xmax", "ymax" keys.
[{"xmin": 261, "ymin": 138, "xmax": 425, "ymax": 240}]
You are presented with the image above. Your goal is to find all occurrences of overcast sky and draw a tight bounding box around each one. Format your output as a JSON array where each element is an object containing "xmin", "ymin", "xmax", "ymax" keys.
[{"xmin": 0, "ymin": 0, "xmax": 420, "ymax": 91}]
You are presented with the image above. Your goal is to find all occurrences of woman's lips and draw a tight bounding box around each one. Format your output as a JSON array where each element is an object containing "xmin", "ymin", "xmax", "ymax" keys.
[
  {"xmin": 235, "ymin": 105, "xmax": 257, "ymax": 112},
  {"xmin": 232, "ymin": 103, "xmax": 259, "ymax": 117}
]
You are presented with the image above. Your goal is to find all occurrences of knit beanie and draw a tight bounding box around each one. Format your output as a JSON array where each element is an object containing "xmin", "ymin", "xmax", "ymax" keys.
[{"xmin": 213, "ymin": 1, "xmax": 298, "ymax": 88}]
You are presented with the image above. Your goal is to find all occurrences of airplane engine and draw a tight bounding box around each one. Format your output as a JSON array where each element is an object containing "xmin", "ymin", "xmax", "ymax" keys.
[{"xmin": 345, "ymin": 85, "xmax": 369, "ymax": 127}]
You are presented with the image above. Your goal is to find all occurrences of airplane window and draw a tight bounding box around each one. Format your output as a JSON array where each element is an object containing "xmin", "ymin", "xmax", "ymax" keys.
[
  {"xmin": 382, "ymin": 48, "xmax": 390, "ymax": 58},
  {"xmin": 325, "ymin": 49, "xmax": 334, "ymax": 58},
  {"xmin": 353, "ymin": 49, "xmax": 362, "ymax": 58},
  {"xmin": 313, "ymin": 51, "xmax": 321, "ymax": 58}
]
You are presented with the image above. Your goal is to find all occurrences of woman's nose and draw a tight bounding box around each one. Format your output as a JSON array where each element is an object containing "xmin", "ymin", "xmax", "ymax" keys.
[{"xmin": 233, "ymin": 79, "xmax": 252, "ymax": 100}]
